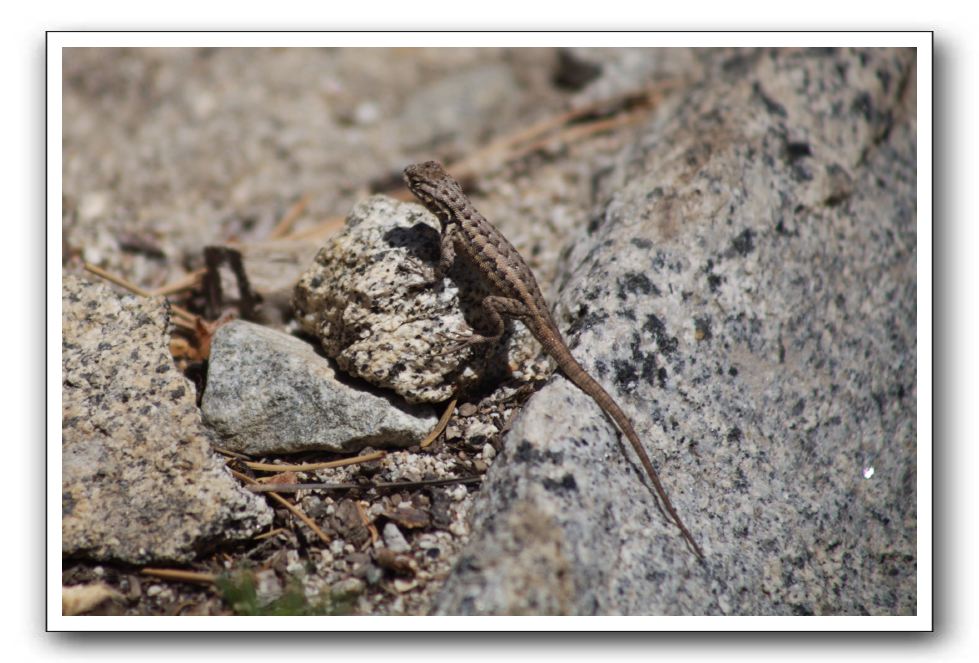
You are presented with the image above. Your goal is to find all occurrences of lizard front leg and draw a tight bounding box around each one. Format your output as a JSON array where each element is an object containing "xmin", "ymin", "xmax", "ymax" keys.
[{"xmin": 436, "ymin": 225, "xmax": 459, "ymax": 279}]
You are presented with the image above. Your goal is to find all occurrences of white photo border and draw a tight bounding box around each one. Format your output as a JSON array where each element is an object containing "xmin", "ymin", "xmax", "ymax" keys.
[{"xmin": 47, "ymin": 31, "xmax": 932, "ymax": 633}]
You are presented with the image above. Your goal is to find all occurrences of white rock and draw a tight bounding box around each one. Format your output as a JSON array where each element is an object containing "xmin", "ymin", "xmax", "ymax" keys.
[{"xmin": 382, "ymin": 522, "xmax": 411, "ymax": 553}]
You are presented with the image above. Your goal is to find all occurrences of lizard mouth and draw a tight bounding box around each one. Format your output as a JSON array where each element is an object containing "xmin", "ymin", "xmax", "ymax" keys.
[
  {"xmin": 404, "ymin": 175, "xmax": 444, "ymax": 214},
  {"xmin": 405, "ymin": 181, "xmax": 434, "ymax": 205},
  {"xmin": 403, "ymin": 172, "xmax": 427, "ymax": 198}
]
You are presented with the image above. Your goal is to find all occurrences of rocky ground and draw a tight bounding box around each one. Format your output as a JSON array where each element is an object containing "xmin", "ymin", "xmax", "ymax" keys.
[{"xmin": 61, "ymin": 47, "xmax": 917, "ymax": 616}]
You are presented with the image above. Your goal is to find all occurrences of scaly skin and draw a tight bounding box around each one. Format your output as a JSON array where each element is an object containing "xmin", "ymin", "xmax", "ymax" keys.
[{"xmin": 403, "ymin": 160, "xmax": 704, "ymax": 560}]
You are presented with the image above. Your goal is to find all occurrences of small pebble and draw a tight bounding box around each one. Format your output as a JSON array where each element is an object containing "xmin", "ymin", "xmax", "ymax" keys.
[
  {"xmin": 78, "ymin": 191, "xmax": 110, "ymax": 221},
  {"xmin": 254, "ymin": 569, "xmax": 282, "ymax": 603},
  {"xmin": 382, "ymin": 522, "xmax": 411, "ymax": 553},
  {"xmin": 383, "ymin": 505, "xmax": 431, "ymax": 529},
  {"xmin": 353, "ymin": 101, "xmax": 380, "ymax": 125},
  {"xmin": 376, "ymin": 547, "xmax": 415, "ymax": 575},
  {"xmin": 365, "ymin": 565, "xmax": 383, "ymax": 585}
]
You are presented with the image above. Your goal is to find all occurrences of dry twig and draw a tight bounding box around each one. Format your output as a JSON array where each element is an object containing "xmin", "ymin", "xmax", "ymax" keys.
[
  {"xmin": 243, "ymin": 450, "xmax": 386, "ymax": 473},
  {"xmin": 141, "ymin": 568, "xmax": 218, "ymax": 585},
  {"xmin": 278, "ymin": 85, "xmax": 679, "ymax": 246},
  {"xmin": 356, "ymin": 499, "xmax": 380, "ymax": 545},
  {"xmin": 212, "ymin": 446, "xmax": 252, "ymax": 460},
  {"xmin": 282, "ymin": 215, "xmax": 346, "ymax": 242},
  {"xmin": 229, "ymin": 468, "xmax": 331, "ymax": 546},
  {"xmin": 245, "ymin": 482, "xmax": 357, "ymax": 493},
  {"xmin": 253, "ymin": 527, "xmax": 289, "ymax": 540},
  {"xmin": 448, "ymin": 80, "xmax": 682, "ymax": 179},
  {"xmin": 419, "ymin": 396, "xmax": 458, "ymax": 449},
  {"xmin": 149, "ymin": 268, "xmax": 207, "ymax": 297},
  {"xmin": 83, "ymin": 262, "xmax": 198, "ymax": 327},
  {"xmin": 243, "ymin": 475, "xmax": 482, "ymax": 493},
  {"xmin": 267, "ymin": 194, "xmax": 311, "ymax": 240}
]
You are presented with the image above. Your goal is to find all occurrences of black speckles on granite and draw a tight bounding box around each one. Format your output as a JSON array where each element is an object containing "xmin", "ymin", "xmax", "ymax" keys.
[
  {"xmin": 437, "ymin": 47, "xmax": 917, "ymax": 617},
  {"xmin": 564, "ymin": 304, "xmax": 609, "ymax": 339},
  {"xmin": 542, "ymin": 473, "xmax": 579, "ymax": 494},
  {"xmin": 785, "ymin": 140, "xmax": 813, "ymax": 162},
  {"xmin": 706, "ymin": 271, "xmax": 724, "ymax": 294},
  {"xmin": 729, "ymin": 229, "xmax": 756, "ymax": 257},
  {"xmin": 752, "ymin": 81, "xmax": 788, "ymax": 117},
  {"xmin": 61, "ymin": 276, "xmax": 272, "ymax": 564},
  {"xmin": 513, "ymin": 439, "xmax": 566, "ymax": 467},
  {"xmin": 637, "ymin": 350, "xmax": 660, "ymax": 386},
  {"xmin": 612, "ymin": 359, "xmax": 639, "ymax": 389},
  {"xmin": 617, "ymin": 271, "xmax": 661, "ymax": 300},
  {"xmin": 642, "ymin": 314, "xmax": 679, "ymax": 356}
]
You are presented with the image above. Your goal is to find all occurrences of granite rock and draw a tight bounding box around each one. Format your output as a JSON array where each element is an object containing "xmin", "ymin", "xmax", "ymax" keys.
[
  {"xmin": 200, "ymin": 320, "xmax": 439, "ymax": 454},
  {"xmin": 62, "ymin": 276, "xmax": 273, "ymax": 564},
  {"xmin": 293, "ymin": 195, "xmax": 544, "ymax": 404},
  {"xmin": 435, "ymin": 47, "xmax": 917, "ymax": 615}
]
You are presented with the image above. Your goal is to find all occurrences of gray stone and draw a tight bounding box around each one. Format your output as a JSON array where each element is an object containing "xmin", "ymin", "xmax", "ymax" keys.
[
  {"xmin": 382, "ymin": 522, "xmax": 411, "ymax": 554},
  {"xmin": 293, "ymin": 195, "xmax": 544, "ymax": 404},
  {"xmin": 200, "ymin": 320, "xmax": 439, "ymax": 454},
  {"xmin": 435, "ymin": 48, "xmax": 917, "ymax": 615},
  {"xmin": 62, "ymin": 275, "xmax": 273, "ymax": 564}
]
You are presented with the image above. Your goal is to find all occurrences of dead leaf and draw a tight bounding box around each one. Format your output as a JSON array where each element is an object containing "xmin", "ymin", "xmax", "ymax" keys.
[
  {"xmin": 63, "ymin": 583, "xmax": 124, "ymax": 616},
  {"xmin": 382, "ymin": 505, "xmax": 431, "ymax": 530},
  {"xmin": 258, "ymin": 471, "xmax": 298, "ymax": 485}
]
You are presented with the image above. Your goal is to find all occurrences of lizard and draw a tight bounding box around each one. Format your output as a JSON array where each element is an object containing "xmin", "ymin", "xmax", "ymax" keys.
[{"xmin": 403, "ymin": 160, "xmax": 705, "ymax": 560}]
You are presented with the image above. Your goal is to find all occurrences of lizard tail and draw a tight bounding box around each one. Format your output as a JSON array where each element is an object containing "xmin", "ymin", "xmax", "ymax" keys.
[{"xmin": 546, "ymin": 340, "xmax": 705, "ymax": 560}]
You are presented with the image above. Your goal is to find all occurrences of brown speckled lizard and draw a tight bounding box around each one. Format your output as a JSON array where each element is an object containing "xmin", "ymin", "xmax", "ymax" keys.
[{"xmin": 403, "ymin": 160, "xmax": 704, "ymax": 560}]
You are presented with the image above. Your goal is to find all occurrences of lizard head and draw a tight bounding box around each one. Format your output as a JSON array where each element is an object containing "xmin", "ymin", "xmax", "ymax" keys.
[{"xmin": 403, "ymin": 161, "xmax": 465, "ymax": 224}]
